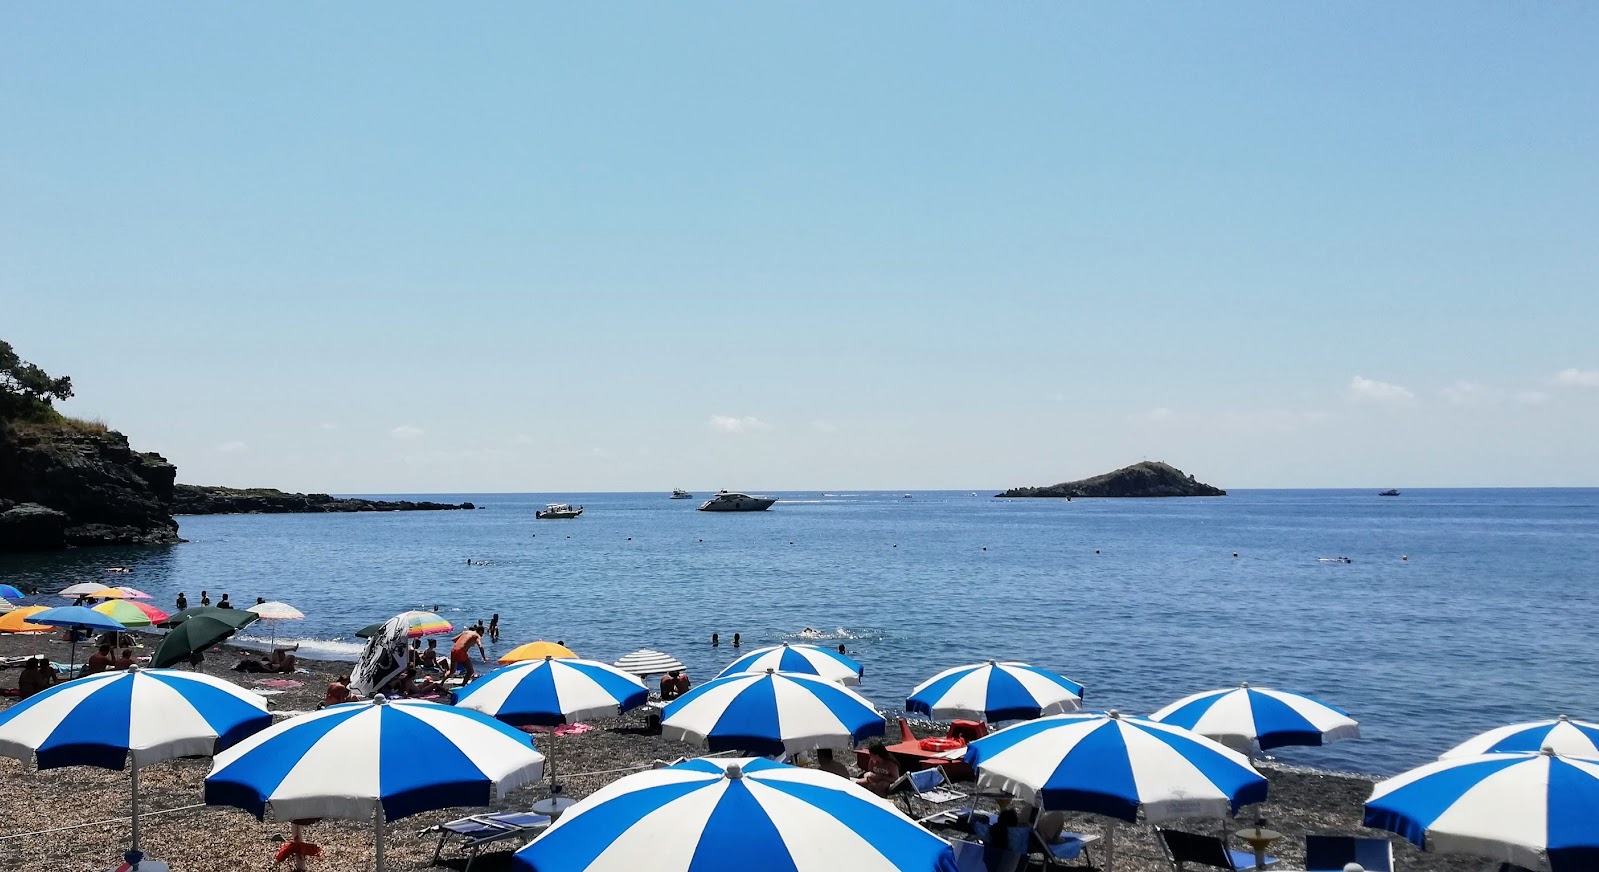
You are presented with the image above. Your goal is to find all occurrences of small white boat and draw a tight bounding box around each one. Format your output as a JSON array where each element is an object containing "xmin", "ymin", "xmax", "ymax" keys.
[
  {"xmin": 670, "ymin": 489, "xmax": 694, "ymax": 499},
  {"xmin": 698, "ymin": 491, "xmax": 777, "ymax": 512},
  {"xmin": 536, "ymin": 503, "xmax": 584, "ymax": 519},
  {"xmin": 1317, "ymin": 556, "xmax": 1353, "ymax": 564},
  {"xmin": 902, "ymin": 494, "xmax": 913, "ymax": 499}
]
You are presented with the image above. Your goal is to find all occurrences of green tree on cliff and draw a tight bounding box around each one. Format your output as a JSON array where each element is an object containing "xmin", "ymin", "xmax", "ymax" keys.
[{"xmin": 0, "ymin": 340, "xmax": 74, "ymax": 422}]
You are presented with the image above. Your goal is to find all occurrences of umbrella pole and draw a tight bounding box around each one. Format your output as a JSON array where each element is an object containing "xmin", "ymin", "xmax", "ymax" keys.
[
  {"xmin": 1104, "ymin": 821, "xmax": 1115, "ymax": 872},
  {"xmin": 373, "ymin": 804, "xmax": 385, "ymax": 872},
  {"xmin": 130, "ymin": 763, "xmax": 141, "ymax": 852},
  {"xmin": 291, "ymin": 822, "xmax": 306, "ymax": 872}
]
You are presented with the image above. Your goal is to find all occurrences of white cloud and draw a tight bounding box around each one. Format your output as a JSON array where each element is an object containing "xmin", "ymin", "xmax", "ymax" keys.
[
  {"xmin": 709, "ymin": 415, "xmax": 771, "ymax": 435},
  {"xmin": 1347, "ymin": 376, "xmax": 1414, "ymax": 404},
  {"xmin": 390, "ymin": 425, "xmax": 425, "ymax": 440},
  {"xmin": 1554, "ymin": 368, "xmax": 1599, "ymax": 388},
  {"xmin": 216, "ymin": 440, "xmax": 248, "ymax": 453},
  {"xmin": 811, "ymin": 419, "xmax": 839, "ymax": 433}
]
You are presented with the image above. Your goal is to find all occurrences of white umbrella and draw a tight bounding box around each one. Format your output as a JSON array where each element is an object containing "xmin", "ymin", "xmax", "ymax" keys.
[
  {"xmin": 247, "ymin": 601, "xmax": 305, "ymax": 648},
  {"xmin": 59, "ymin": 582, "xmax": 110, "ymax": 598},
  {"xmin": 611, "ymin": 648, "xmax": 686, "ymax": 677}
]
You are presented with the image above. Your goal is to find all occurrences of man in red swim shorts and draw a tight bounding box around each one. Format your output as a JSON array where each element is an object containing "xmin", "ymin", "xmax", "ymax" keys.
[{"xmin": 451, "ymin": 629, "xmax": 486, "ymax": 680}]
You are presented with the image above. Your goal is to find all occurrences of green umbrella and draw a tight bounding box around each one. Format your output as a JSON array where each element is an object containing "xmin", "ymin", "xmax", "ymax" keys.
[
  {"xmin": 159, "ymin": 606, "xmax": 258, "ymax": 630},
  {"xmin": 152, "ymin": 614, "xmax": 253, "ymax": 668},
  {"xmin": 355, "ymin": 622, "xmax": 386, "ymax": 639}
]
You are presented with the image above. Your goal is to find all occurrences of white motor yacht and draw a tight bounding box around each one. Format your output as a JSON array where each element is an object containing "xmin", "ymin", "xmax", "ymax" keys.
[
  {"xmin": 670, "ymin": 489, "xmax": 693, "ymax": 499},
  {"xmin": 536, "ymin": 503, "xmax": 584, "ymax": 519},
  {"xmin": 697, "ymin": 491, "xmax": 777, "ymax": 512}
]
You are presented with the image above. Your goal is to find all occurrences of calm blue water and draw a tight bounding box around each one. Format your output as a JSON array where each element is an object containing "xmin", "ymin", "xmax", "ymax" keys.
[{"xmin": 4, "ymin": 489, "xmax": 1597, "ymax": 775}]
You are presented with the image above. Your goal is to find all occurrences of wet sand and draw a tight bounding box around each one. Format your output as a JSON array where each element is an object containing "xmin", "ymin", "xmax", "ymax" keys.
[{"xmin": 0, "ymin": 633, "xmax": 1482, "ymax": 872}]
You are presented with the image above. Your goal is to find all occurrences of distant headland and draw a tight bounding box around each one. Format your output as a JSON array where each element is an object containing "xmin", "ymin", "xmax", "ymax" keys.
[
  {"xmin": 998, "ymin": 461, "xmax": 1226, "ymax": 498},
  {"xmin": 174, "ymin": 485, "xmax": 474, "ymax": 516}
]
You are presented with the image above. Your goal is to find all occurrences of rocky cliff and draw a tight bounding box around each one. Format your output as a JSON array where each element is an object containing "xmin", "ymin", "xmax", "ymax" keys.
[
  {"xmin": 0, "ymin": 425, "xmax": 181, "ymax": 550},
  {"xmin": 173, "ymin": 485, "xmax": 474, "ymax": 515},
  {"xmin": 998, "ymin": 461, "xmax": 1226, "ymax": 498}
]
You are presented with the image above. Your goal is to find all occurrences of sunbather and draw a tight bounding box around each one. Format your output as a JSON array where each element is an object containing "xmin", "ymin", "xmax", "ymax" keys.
[
  {"xmin": 114, "ymin": 648, "xmax": 135, "ymax": 669},
  {"xmin": 83, "ymin": 645, "xmax": 115, "ymax": 676},
  {"xmin": 17, "ymin": 658, "xmax": 50, "ymax": 699},
  {"xmin": 856, "ymin": 741, "xmax": 900, "ymax": 797},
  {"xmin": 269, "ymin": 646, "xmax": 298, "ymax": 673},
  {"xmin": 324, "ymin": 675, "xmax": 352, "ymax": 706},
  {"xmin": 816, "ymin": 748, "xmax": 850, "ymax": 778}
]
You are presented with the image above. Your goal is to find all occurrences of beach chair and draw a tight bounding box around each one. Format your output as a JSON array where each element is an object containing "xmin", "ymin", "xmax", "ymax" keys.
[
  {"xmin": 950, "ymin": 837, "xmax": 1029, "ymax": 872},
  {"xmin": 891, "ymin": 766, "xmax": 968, "ymax": 821},
  {"xmin": 1156, "ymin": 827, "xmax": 1279, "ymax": 872},
  {"xmin": 1031, "ymin": 810, "xmax": 1100, "ymax": 868},
  {"xmin": 1304, "ymin": 836, "xmax": 1393, "ymax": 872},
  {"xmin": 426, "ymin": 810, "xmax": 551, "ymax": 871}
]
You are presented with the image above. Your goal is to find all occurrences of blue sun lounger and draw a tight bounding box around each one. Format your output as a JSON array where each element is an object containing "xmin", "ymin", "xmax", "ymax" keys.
[{"xmin": 427, "ymin": 811, "xmax": 552, "ymax": 871}]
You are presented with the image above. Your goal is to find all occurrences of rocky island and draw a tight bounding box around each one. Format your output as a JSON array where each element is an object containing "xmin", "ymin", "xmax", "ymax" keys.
[
  {"xmin": 174, "ymin": 485, "xmax": 474, "ymax": 515},
  {"xmin": 998, "ymin": 461, "xmax": 1226, "ymax": 498}
]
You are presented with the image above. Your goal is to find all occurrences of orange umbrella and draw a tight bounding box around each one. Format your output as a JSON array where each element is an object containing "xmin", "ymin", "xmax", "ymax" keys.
[
  {"xmin": 498, "ymin": 640, "xmax": 577, "ymax": 664},
  {"xmin": 0, "ymin": 606, "xmax": 54, "ymax": 634}
]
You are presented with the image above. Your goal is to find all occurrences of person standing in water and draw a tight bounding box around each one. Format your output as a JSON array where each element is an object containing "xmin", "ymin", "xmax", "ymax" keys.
[
  {"xmin": 200, "ymin": 590, "xmax": 210, "ymax": 607},
  {"xmin": 175, "ymin": 592, "xmax": 188, "ymax": 610},
  {"xmin": 488, "ymin": 614, "xmax": 500, "ymax": 642}
]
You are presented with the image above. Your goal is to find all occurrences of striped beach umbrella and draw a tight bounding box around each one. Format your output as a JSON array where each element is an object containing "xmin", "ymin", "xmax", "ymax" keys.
[
  {"xmin": 964, "ymin": 710, "xmax": 1267, "ymax": 823},
  {"xmin": 91, "ymin": 599, "xmax": 170, "ymax": 628},
  {"xmin": 1365, "ymin": 749, "xmax": 1599, "ymax": 871},
  {"xmin": 0, "ymin": 667, "xmax": 270, "ymax": 855},
  {"xmin": 207, "ymin": 696, "xmax": 545, "ymax": 871},
  {"xmin": 1440, "ymin": 715, "xmax": 1599, "ymax": 760},
  {"xmin": 662, "ymin": 670, "xmax": 885, "ymax": 755},
  {"xmin": 716, "ymin": 642, "xmax": 864, "ymax": 686},
  {"xmin": 1150, "ymin": 684, "xmax": 1359, "ymax": 754},
  {"xmin": 247, "ymin": 601, "xmax": 305, "ymax": 647},
  {"xmin": 512, "ymin": 757, "xmax": 958, "ymax": 872},
  {"xmin": 611, "ymin": 648, "xmax": 685, "ymax": 677},
  {"xmin": 907, "ymin": 660, "xmax": 1084, "ymax": 722}
]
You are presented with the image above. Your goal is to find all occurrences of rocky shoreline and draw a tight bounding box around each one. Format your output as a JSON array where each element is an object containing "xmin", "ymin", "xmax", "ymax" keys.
[
  {"xmin": 1000, "ymin": 460, "xmax": 1227, "ymax": 499},
  {"xmin": 173, "ymin": 484, "xmax": 475, "ymax": 515},
  {"xmin": 0, "ymin": 634, "xmax": 1476, "ymax": 872},
  {"xmin": 0, "ymin": 426, "xmax": 180, "ymax": 551}
]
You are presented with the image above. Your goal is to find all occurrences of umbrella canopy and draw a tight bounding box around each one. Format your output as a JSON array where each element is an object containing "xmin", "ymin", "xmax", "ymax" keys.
[
  {"xmin": 59, "ymin": 582, "xmax": 110, "ymax": 597},
  {"xmin": 716, "ymin": 642, "xmax": 863, "ymax": 686},
  {"xmin": 160, "ymin": 606, "xmax": 259, "ymax": 630},
  {"xmin": 99, "ymin": 587, "xmax": 153, "ymax": 600},
  {"xmin": 91, "ymin": 599, "xmax": 170, "ymax": 628},
  {"xmin": 0, "ymin": 667, "xmax": 270, "ymax": 854},
  {"xmin": 512, "ymin": 757, "xmax": 958, "ymax": 872},
  {"xmin": 248, "ymin": 601, "xmax": 305, "ymax": 621},
  {"xmin": 29, "ymin": 605, "xmax": 125, "ymax": 633},
  {"xmin": 963, "ymin": 710, "xmax": 1267, "ymax": 823},
  {"xmin": 1149, "ymin": 684, "xmax": 1359, "ymax": 754},
  {"xmin": 0, "ymin": 584, "xmax": 25, "ymax": 599},
  {"xmin": 151, "ymin": 615, "xmax": 249, "ymax": 668},
  {"xmin": 1365, "ymin": 749, "xmax": 1599, "ymax": 871},
  {"xmin": 206, "ymin": 696, "xmax": 546, "ymax": 822},
  {"xmin": 500, "ymin": 640, "xmax": 577, "ymax": 664},
  {"xmin": 351, "ymin": 614, "xmax": 411, "ymax": 697},
  {"xmin": 1440, "ymin": 715, "xmax": 1599, "ymax": 759},
  {"xmin": 454, "ymin": 657, "xmax": 648, "ymax": 726},
  {"xmin": 907, "ymin": 660, "xmax": 1084, "ymax": 722},
  {"xmin": 661, "ymin": 670, "xmax": 885, "ymax": 756},
  {"xmin": 0, "ymin": 606, "xmax": 53, "ymax": 634},
  {"xmin": 355, "ymin": 610, "xmax": 451, "ymax": 639},
  {"xmin": 611, "ymin": 648, "xmax": 685, "ymax": 677}
]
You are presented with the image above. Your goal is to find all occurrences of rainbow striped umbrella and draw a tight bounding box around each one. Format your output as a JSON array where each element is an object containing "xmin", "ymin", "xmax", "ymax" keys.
[
  {"xmin": 91, "ymin": 599, "xmax": 171, "ymax": 628},
  {"xmin": 361, "ymin": 610, "xmax": 452, "ymax": 639}
]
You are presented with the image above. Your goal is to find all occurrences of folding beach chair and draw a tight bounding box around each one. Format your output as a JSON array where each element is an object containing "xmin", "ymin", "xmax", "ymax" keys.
[
  {"xmin": 950, "ymin": 837, "xmax": 1029, "ymax": 872},
  {"xmin": 891, "ymin": 766, "xmax": 969, "ymax": 821},
  {"xmin": 1157, "ymin": 827, "xmax": 1279, "ymax": 872},
  {"xmin": 426, "ymin": 811, "xmax": 551, "ymax": 871},
  {"xmin": 1304, "ymin": 835, "xmax": 1393, "ymax": 872},
  {"xmin": 1031, "ymin": 810, "xmax": 1101, "ymax": 868}
]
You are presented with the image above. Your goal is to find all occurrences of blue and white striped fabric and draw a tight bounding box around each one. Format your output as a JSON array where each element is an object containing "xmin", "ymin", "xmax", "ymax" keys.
[
  {"xmin": 513, "ymin": 757, "xmax": 958, "ymax": 872},
  {"xmin": 907, "ymin": 661, "xmax": 1084, "ymax": 722},
  {"xmin": 1149, "ymin": 684, "xmax": 1359, "ymax": 753},
  {"xmin": 454, "ymin": 658, "xmax": 649, "ymax": 726},
  {"xmin": 662, "ymin": 671, "xmax": 884, "ymax": 755},
  {"xmin": 0, "ymin": 668, "xmax": 270, "ymax": 769},
  {"xmin": 1441, "ymin": 715, "xmax": 1599, "ymax": 760},
  {"xmin": 1365, "ymin": 749, "xmax": 1599, "ymax": 871},
  {"xmin": 963, "ymin": 711, "xmax": 1268, "ymax": 823},
  {"xmin": 717, "ymin": 643, "xmax": 865, "ymax": 685},
  {"xmin": 206, "ymin": 696, "xmax": 546, "ymax": 821}
]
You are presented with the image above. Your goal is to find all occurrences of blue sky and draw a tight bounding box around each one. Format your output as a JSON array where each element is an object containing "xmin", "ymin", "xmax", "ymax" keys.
[{"xmin": 3, "ymin": 4, "xmax": 1595, "ymax": 491}]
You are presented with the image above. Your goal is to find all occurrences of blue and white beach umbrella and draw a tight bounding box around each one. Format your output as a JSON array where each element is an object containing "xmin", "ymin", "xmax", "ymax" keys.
[
  {"xmin": 207, "ymin": 696, "xmax": 546, "ymax": 870},
  {"xmin": 717, "ymin": 642, "xmax": 865, "ymax": 685},
  {"xmin": 662, "ymin": 669, "xmax": 885, "ymax": 755},
  {"xmin": 1365, "ymin": 749, "xmax": 1599, "ymax": 871},
  {"xmin": 512, "ymin": 757, "xmax": 958, "ymax": 872},
  {"xmin": 0, "ymin": 667, "xmax": 270, "ymax": 855},
  {"xmin": 454, "ymin": 657, "xmax": 649, "ymax": 726},
  {"xmin": 907, "ymin": 660, "xmax": 1085, "ymax": 722},
  {"xmin": 1149, "ymin": 684, "xmax": 1359, "ymax": 754},
  {"xmin": 964, "ymin": 710, "xmax": 1268, "ymax": 823},
  {"xmin": 1440, "ymin": 715, "xmax": 1599, "ymax": 759}
]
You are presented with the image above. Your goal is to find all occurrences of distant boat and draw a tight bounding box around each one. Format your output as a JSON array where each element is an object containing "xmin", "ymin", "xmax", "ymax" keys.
[
  {"xmin": 670, "ymin": 489, "xmax": 693, "ymax": 499},
  {"xmin": 1378, "ymin": 489, "xmax": 1400, "ymax": 497},
  {"xmin": 536, "ymin": 503, "xmax": 583, "ymax": 519},
  {"xmin": 902, "ymin": 494, "xmax": 913, "ymax": 499},
  {"xmin": 1318, "ymin": 557, "xmax": 1353, "ymax": 564},
  {"xmin": 698, "ymin": 491, "xmax": 777, "ymax": 512}
]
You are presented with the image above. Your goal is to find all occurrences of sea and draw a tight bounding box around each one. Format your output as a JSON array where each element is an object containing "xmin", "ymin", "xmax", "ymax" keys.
[{"xmin": 3, "ymin": 488, "xmax": 1596, "ymax": 777}]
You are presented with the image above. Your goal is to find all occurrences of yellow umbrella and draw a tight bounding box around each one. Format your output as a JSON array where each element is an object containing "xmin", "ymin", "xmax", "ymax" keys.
[
  {"xmin": 0, "ymin": 606, "xmax": 54, "ymax": 634},
  {"xmin": 498, "ymin": 640, "xmax": 577, "ymax": 664}
]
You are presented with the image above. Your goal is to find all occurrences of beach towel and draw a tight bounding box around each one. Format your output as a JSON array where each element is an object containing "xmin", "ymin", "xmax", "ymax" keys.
[{"xmin": 254, "ymin": 679, "xmax": 304, "ymax": 688}]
